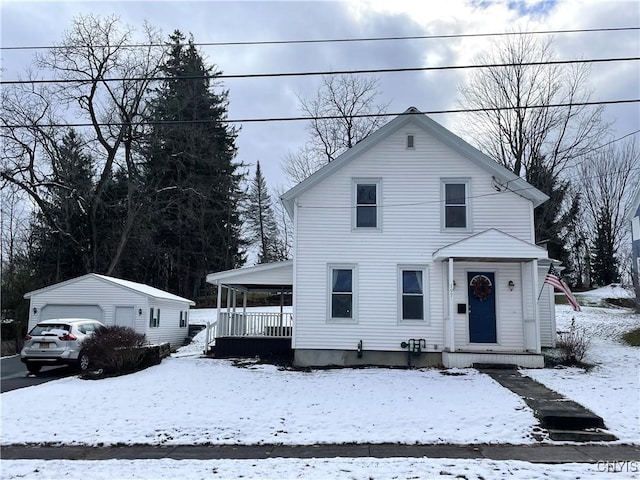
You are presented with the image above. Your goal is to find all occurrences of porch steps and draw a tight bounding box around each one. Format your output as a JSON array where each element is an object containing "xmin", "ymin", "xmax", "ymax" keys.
[{"xmin": 478, "ymin": 368, "xmax": 617, "ymax": 442}]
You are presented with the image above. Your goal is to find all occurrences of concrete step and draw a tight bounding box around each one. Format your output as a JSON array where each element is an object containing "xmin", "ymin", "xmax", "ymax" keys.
[{"xmin": 548, "ymin": 429, "xmax": 618, "ymax": 442}]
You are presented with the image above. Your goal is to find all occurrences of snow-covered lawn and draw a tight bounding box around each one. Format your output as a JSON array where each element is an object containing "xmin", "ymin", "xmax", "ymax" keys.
[
  {"xmin": 1, "ymin": 306, "xmax": 638, "ymax": 448},
  {"xmin": 4, "ymin": 458, "xmax": 630, "ymax": 480},
  {"xmin": 2, "ymin": 304, "xmax": 639, "ymax": 480},
  {"xmin": 523, "ymin": 304, "xmax": 640, "ymax": 444}
]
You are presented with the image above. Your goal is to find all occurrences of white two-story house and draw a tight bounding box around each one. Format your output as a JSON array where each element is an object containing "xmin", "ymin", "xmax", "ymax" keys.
[{"xmin": 207, "ymin": 107, "xmax": 554, "ymax": 368}]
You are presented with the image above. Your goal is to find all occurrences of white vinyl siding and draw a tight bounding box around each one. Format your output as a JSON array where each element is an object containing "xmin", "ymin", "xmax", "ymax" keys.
[{"xmin": 293, "ymin": 124, "xmax": 536, "ymax": 351}]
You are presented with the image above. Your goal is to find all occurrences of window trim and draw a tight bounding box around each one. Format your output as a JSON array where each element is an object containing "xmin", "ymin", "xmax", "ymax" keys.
[
  {"xmin": 441, "ymin": 178, "xmax": 471, "ymax": 232},
  {"xmin": 406, "ymin": 133, "xmax": 415, "ymax": 149},
  {"xmin": 397, "ymin": 265, "xmax": 429, "ymax": 324},
  {"xmin": 327, "ymin": 264, "xmax": 358, "ymax": 323},
  {"xmin": 352, "ymin": 178, "xmax": 382, "ymax": 231},
  {"xmin": 149, "ymin": 307, "xmax": 160, "ymax": 328}
]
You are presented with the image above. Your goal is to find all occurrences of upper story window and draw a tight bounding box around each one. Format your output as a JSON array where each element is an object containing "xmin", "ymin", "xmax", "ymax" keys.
[
  {"xmin": 353, "ymin": 179, "xmax": 381, "ymax": 229},
  {"xmin": 442, "ymin": 179, "xmax": 470, "ymax": 231}
]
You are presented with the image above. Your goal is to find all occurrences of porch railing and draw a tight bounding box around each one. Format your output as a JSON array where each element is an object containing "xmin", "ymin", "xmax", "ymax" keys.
[{"xmin": 205, "ymin": 312, "xmax": 293, "ymax": 353}]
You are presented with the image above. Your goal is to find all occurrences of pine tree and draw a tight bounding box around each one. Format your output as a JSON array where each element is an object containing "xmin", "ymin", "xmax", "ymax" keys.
[
  {"xmin": 526, "ymin": 158, "xmax": 572, "ymax": 269},
  {"xmin": 591, "ymin": 208, "xmax": 619, "ymax": 286},
  {"xmin": 245, "ymin": 161, "xmax": 285, "ymax": 263},
  {"xmin": 30, "ymin": 129, "xmax": 95, "ymax": 283},
  {"xmin": 141, "ymin": 31, "xmax": 245, "ymax": 299}
]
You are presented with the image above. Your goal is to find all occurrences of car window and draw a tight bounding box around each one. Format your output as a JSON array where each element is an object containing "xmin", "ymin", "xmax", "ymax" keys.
[
  {"xmin": 77, "ymin": 325, "xmax": 87, "ymax": 334},
  {"xmin": 83, "ymin": 323, "xmax": 95, "ymax": 333},
  {"xmin": 31, "ymin": 324, "xmax": 71, "ymax": 335}
]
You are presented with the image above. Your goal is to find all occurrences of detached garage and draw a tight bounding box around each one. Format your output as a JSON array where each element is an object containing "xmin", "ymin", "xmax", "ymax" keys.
[{"xmin": 24, "ymin": 274, "xmax": 195, "ymax": 349}]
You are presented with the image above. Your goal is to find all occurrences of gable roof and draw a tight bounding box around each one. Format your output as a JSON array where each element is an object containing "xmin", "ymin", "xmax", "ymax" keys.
[
  {"xmin": 281, "ymin": 107, "xmax": 548, "ymax": 217},
  {"xmin": 433, "ymin": 228, "xmax": 548, "ymax": 261},
  {"xmin": 24, "ymin": 273, "xmax": 195, "ymax": 305}
]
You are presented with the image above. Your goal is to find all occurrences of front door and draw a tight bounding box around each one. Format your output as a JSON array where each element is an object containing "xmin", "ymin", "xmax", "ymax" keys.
[{"xmin": 468, "ymin": 272, "xmax": 497, "ymax": 343}]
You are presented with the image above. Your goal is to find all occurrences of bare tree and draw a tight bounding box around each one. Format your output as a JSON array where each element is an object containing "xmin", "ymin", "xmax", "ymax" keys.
[
  {"xmin": 0, "ymin": 14, "xmax": 165, "ymax": 275},
  {"xmin": 458, "ymin": 33, "xmax": 608, "ymax": 178},
  {"xmin": 579, "ymin": 139, "xmax": 639, "ymax": 284},
  {"xmin": 282, "ymin": 74, "xmax": 389, "ymax": 185}
]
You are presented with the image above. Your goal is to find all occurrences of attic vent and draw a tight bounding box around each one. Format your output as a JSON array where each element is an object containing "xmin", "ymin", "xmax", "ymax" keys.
[{"xmin": 407, "ymin": 134, "xmax": 415, "ymax": 149}]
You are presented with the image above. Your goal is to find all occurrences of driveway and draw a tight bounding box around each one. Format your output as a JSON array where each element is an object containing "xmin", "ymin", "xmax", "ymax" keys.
[{"xmin": 1, "ymin": 355, "xmax": 76, "ymax": 393}]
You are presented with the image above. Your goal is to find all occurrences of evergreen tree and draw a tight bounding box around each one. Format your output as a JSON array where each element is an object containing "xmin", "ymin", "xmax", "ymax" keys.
[
  {"xmin": 245, "ymin": 161, "xmax": 286, "ymax": 263},
  {"xmin": 526, "ymin": 158, "xmax": 573, "ymax": 269},
  {"xmin": 30, "ymin": 129, "xmax": 95, "ymax": 283},
  {"xmin": 591, "ymin": 208, "xmax": 619, "ymax": 286},
  {"xmin": 142, "ymin": 31, "xmax": 245, "ymax": 299}
]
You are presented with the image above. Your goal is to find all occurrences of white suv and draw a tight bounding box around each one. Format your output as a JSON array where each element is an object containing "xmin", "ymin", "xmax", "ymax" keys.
[{"xmin": 21, "ymin": 318, "xmax": 104, "ymax": 374}]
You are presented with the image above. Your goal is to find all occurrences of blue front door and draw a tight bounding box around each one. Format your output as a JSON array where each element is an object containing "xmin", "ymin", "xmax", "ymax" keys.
[{"xmin": 468, "ymin": 272, "xmax": 497, "ymax": 343}]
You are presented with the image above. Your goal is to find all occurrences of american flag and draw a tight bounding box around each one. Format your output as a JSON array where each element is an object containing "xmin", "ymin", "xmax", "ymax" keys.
[{"xmin": 544, "ymin": 263, "xmax": 581, "ymax": 312}]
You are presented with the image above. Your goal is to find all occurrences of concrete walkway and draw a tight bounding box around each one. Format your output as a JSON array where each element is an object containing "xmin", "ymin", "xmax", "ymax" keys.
[
  {"xmin": 2, "ymin": 443, "xmax": 639, "ymax": 463},
  {"xmin": 479, "ymin": 368, "xmax": 617, "ymax": 442}
]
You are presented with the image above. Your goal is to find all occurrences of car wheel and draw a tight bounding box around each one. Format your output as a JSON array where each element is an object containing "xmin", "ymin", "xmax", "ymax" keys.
[
  {"xmin": 26, "ymin": 362, "xmax": 42, "ymax": 374},
  {"xmin": 78, "ymin": 351, "xmax": 91, "ymax": 372}
]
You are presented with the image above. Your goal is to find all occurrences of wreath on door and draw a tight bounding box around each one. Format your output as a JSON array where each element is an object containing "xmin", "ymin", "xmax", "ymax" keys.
[{"xmin": 470, "ymin": 275, "xmax": 492, "ymax": 301}]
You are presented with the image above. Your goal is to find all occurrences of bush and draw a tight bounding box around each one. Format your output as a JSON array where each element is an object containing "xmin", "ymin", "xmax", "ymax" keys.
[
  {"xmin": 82, "ymin": 325, "xmax": 147, "ymax": 375},
  {"xmin": 556, "ymin": 318, "xmax": 590, "ymax": 365}
]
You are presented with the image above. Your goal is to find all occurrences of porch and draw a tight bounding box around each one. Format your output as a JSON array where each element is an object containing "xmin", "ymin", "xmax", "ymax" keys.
[{"xmin": 205, "ymin": 261, "xmax": 294, "ymax": 357}]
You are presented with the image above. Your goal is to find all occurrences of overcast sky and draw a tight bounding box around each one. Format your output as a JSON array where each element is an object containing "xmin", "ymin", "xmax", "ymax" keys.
[{"xmin": 1, "ymin": 0, "xmax": 639, "ymax": 191}]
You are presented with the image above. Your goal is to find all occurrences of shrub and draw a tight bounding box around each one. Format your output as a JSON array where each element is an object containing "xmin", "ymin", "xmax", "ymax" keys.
[
  {"xmin": 82, "ymin": 325, "xmax": 147, "ymax": 375},
  {"xmin": 556, "ymin": 318, "xmax": 590, "ymax": 365}
]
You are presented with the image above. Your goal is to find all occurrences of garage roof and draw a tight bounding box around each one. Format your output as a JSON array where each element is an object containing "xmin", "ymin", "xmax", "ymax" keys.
[{"xmin": 24, "ymin": 273, "xmax": 196, "ymax": 305}]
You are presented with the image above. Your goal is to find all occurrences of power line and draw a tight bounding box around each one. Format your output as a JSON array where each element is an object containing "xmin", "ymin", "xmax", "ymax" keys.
[
  {"xmin": 2, "ymin": 56, "xmax": 637, "ymax": 86},
  {"xmin": 298, "ymin": 166, "xmax": 640, "ymax": 211},
  {"xmin": 2, "ymin": 26, "xmax": 638, "ymax": 51},
  {"xmin": 3, "ymin": 99, "xmax": 638, "ymax": 129},
  {"xmin": 0, "ymin": 57, "xmax": 640, "ymax": 85}
]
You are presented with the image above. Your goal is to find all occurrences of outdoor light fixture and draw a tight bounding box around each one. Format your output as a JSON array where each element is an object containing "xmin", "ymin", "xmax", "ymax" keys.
[
  {"xmin": 452, "ymin": 280, "xmax": 457, "ymax": 289},
  {"xmin": 508, "ymin": 280, "xmax": 515, "ymax": 291},
  {"xmin": 138, "ymin": 308, "xmax": 143, "ymax": 315},
  {"xmin": 33, "ymin": 307, "xmax": 37, "ymax": 314}
]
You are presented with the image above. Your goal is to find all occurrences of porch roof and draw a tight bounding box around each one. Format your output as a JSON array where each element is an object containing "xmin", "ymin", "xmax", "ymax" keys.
[
  {"xmin": 433, "ymin": 229, "xmax": 549, "ymax": 262},
  {"xmin": 206, "ymin": 260, "xmax": 293, "ymax": 291}
]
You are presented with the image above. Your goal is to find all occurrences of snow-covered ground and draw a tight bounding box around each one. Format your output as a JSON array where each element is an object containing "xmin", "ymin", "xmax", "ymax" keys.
[
  {"xmin": 523, "ymin": 304, "xmax": 640, "ymax": 443},
  {"xmin": 5, "ymin": 457, "xmax": 633, "ymax": 480},
  {"xmin": 2, "ymin": 303, "xmax": 638, "ymax": 479}
]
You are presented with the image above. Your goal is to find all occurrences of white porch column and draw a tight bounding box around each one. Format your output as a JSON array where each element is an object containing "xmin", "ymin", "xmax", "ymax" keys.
[
  {"xmin": 447, "ymin": 258, "xmax": 455, "ymax": 352},
  {"xmin": 532, "ymin": 259, "xmax": 541, "ymax": 353}
]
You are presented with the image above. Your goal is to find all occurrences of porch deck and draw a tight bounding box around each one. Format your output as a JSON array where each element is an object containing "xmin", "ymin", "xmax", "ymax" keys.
[{"xmin": 204, "ymin": 312, "xmax": 292, "ymax": 356}]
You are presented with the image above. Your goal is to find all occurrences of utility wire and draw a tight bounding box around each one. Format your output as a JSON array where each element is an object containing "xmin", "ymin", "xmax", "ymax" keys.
[
  {"xmin": 3, "ymin": 99, "xmax": 638, "ymax": 128},
  {"xmin": 297, "ymin": 166, "xmax": 640, "ymax": 211},
  {"xmin": 2, "ymin": 26, "xmax": 638, "ymax": 51},
  {"xmin": 2, "ymin": 56, "xmax": 638, "ymax": 85}
]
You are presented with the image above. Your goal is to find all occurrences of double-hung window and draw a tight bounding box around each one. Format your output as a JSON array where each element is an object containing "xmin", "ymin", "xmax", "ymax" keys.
[
  {"xmin": 442, "ymin": 179, "xmax": 470, "ymax": 230},
  {"xmin": 328, "ymin": 265, "xmax": 356, "ymax": 321},
  {"xmin": 149, "ymin": 308, "xmax": 160, "ymax": 328},
  {"xmin": 179, "ymin": 311, "xmax": 188, "ymax": 328},
  {"xmin": 354, "ymin": 180, "xmax": 380, "ymax": 229},
  {"xmin": 399, "ymin": 266, "xmax": 428, "ymax": 322}
]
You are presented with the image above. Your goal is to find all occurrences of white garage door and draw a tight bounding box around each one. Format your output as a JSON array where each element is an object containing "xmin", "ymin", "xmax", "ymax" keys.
[{"xmin": 40, "ymin": 304, "xmax": 104, "ymax": 322}]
